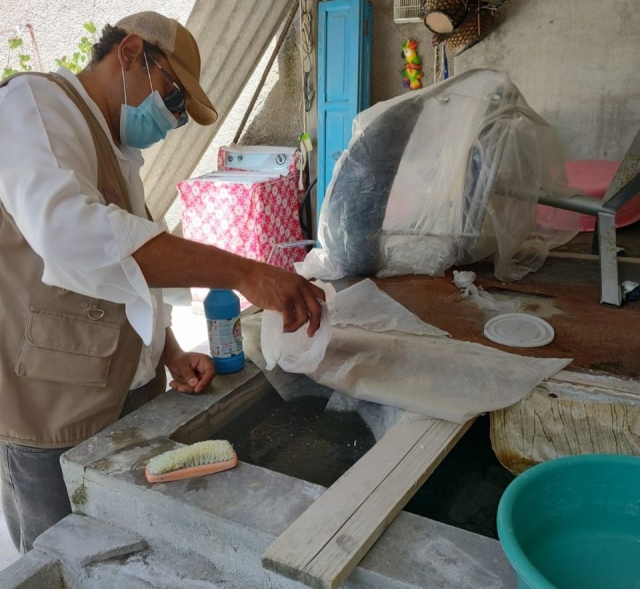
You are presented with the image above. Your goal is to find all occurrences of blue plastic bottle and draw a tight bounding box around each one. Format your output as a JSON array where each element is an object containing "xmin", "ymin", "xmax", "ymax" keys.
[{"xmin": 204, "ymin": 289, "xmax": 245, "ymax": 374}]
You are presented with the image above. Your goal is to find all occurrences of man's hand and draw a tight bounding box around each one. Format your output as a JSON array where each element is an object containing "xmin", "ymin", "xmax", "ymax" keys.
[
  {"xmin": 238, "ymin": 262, "xmax": 326, "ymax": 336},
  {"xmin": 133, "ymin": 234, "xmax": 326, "ymax": 336},
  {"xmin": 164, "ymin": 329, "xmax": 215, "ymax": 394}
]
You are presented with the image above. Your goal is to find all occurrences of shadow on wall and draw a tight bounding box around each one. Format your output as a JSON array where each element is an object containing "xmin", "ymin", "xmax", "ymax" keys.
[
  {"xmin": 453, "ymin": 0, "xmax": 640, "ymax": 160},
  {"xmin": 240, "ymin": 19, "xmax": 302, "ymax": 147}
]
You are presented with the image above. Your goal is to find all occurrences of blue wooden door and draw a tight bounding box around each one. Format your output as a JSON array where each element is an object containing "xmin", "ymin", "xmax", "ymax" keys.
[{"xmin": 317, "ymin": 0, "xmax": 372, "ymax": 222}]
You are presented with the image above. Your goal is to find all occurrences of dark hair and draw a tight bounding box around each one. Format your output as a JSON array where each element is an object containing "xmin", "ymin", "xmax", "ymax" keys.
[{"xmin": 90, "ymin": 24, "xmax": 165, "ymax": 67}]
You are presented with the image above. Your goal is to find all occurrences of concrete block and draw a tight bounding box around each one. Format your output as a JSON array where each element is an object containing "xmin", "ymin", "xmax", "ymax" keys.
[
  {"xmin": 0, "ymin": 549, "xmax": 63, "ymax": 589},
  {"xmin": 33, "ymin": 514, "xmax": 147, "ymax": 568},
  {"xmin": 55, "ymin": 347, "xmax": 516, "ymax": 588},
  {"xmin": 355, "ymin": 511, "xmax": 516, "ymax": 588},
  {"xmin": 73, "ymin": 549, "xmax": 253, "ymax": 589}
]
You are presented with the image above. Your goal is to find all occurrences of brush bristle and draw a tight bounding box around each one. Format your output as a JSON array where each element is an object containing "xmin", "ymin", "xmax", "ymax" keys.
[{"xmin": 147, "ymin": 440, "xmax": 235, "ymax": 475}]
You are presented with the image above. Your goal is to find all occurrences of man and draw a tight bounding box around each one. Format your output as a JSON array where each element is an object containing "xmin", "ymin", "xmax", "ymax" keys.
[{"xmin": 0, "ymin": 11, "xmax": 324, "ymax": 554}]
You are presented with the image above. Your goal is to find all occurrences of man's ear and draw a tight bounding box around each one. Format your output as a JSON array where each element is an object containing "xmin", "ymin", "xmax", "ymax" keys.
[{"xmin": 118, "ymin": 34, "xmax": 145, "ymax": 71}]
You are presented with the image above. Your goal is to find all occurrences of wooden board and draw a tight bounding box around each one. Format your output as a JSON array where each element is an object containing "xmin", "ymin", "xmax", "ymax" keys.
[
  {"xmin": 548, "ymin": 251, "xmax": 640, "ymax": 265},
  {"xmin": 262, "ymin": 417, "xmax": 473, "ymax": 589},
  {"xmin": 552, "ymin": 369, "xmax": 640, "ymax": 399}
]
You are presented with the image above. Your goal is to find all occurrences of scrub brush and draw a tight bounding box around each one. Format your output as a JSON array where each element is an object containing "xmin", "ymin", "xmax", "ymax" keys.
[{"xmin": 145, "ymin": 440, "xmax": 238, "ymax": 483}]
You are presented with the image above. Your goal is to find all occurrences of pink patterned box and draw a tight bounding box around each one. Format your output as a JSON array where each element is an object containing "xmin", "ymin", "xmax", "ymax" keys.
[{"xmin": 178, "ymin": 148, "xmax": 306, "ymax": 307}]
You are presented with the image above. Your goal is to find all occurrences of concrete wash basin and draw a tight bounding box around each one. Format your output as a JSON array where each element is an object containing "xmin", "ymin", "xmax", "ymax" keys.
[{"xmin": 0, "ymin": 355, "xmax": 516, "ymax": 588}]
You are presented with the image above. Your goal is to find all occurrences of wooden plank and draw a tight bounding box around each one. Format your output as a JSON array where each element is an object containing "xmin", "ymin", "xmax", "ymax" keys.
[
  {"xmin": 263, "ymin": 419, "xmax": 436, "ymax": 575},
  {"xmin": 263, "ymin": 417, "xmax": 473, "ymax": 588},
  {"xmin": 548, "ymin": 251, "xmax": 640, "ymax": 265},
  {"xmin": 303, "ymin": 419, "xmax": 473, "ymax": 589},
  {"xmin": 552, "ymin": 369, "xmax": 640, "ymax": 398}
]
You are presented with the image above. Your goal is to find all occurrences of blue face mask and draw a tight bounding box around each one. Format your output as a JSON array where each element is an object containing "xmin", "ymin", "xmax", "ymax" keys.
[{"xmin": 119, "ymin": 59, "xmax": 178, "ymax": 150}]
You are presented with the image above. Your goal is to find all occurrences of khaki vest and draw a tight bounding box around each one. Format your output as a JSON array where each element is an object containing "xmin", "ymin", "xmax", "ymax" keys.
[{"xmin": 0, "ymin": 73, "xmax": 152, "ymax": 448}]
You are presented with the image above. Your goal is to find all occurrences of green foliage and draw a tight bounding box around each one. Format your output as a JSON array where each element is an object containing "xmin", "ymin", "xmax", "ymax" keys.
[
  {"xmin": 2, "ymin": 37, "xmax": 30, "ymax": 79},
  {"xmin": 2, "ymin": 66, "xmax": 19, "ymax": 78},
  {"xmin": 19, "ymin": 54, "xmax": 32, "ymax": 71},
  {"xmin": 54, "ymin": 22, "xmax": 96, "ymax": 74},
  {"xmin": 8, "ymin": 37, "xmax": 23, "ymax": 50},
  {"xmin": 2, "ymin": 22, "xmax": 96, "ymax": 80}
]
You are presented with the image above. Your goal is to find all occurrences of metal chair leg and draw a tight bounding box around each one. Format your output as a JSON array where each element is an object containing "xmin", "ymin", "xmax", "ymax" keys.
[{"xmin": 597, "ymin": 211, "xmax": 622, "ymax": 306}]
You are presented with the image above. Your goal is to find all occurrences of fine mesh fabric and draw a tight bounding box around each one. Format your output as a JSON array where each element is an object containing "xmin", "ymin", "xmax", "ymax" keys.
[{"xmin": 116, "ymin": 12, "xmax": 177, "ymax": 55}]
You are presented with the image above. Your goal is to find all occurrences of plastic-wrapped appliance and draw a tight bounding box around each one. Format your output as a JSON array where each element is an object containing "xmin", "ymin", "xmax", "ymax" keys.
[{"xmin": 297, "ymin": 69, "xmax": 580, "ymax": 283}]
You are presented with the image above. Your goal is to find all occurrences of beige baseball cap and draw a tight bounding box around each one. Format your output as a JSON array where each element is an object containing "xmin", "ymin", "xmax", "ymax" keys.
[{"xmin": 116, "ymin": 11, "xmax": 218, "ymax": 125}]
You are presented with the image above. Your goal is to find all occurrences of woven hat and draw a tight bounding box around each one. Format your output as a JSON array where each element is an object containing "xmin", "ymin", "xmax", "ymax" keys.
[{"xmin": 116, "ymin": 11, "xmax": 217, "ymax": 125}]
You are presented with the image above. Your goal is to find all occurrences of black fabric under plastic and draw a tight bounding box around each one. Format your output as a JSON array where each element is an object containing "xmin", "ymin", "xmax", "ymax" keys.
[{"xmin": 323, "ymin": 97, "xmax": 424, "ymax": 275}]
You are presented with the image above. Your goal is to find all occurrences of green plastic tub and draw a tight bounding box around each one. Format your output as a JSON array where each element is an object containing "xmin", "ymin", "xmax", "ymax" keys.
[{"xmin": 497, "ymin": 454, "xmax": 640, "ymax": 589}]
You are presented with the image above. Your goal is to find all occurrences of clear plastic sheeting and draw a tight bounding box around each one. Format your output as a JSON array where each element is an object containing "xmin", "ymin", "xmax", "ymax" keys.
[{"xmin": 297, "ymin": 69, "xmax": 579, "ymax": 282}]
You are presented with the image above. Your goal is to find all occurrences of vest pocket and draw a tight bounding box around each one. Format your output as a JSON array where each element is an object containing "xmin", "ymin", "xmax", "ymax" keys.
[{"xmin": 16, "ymin": 307, "xmax": 121, "ymax": 387}]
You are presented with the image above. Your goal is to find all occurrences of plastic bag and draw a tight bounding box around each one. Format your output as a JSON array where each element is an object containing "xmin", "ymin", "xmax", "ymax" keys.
[
  {"xmin": 451, "ymin": 270, "xmax": 520, "ymax": 314},
  {"xmin": 297, "ymin": 69, "xmax": 579, "ymax": 283},
  {"xmin": 261, "ymin": 281, "xmax": 335, "ymax": 373}
]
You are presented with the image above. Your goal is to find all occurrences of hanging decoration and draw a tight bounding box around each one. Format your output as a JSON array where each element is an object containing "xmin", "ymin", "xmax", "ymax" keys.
[
  {"xmin": 401, "ymin": 39, "xmax": 424, "ymax": 90},
  {"xmin": 297, "ymin": 0, "xmax": 315, "ymax": 191},
  {"xmin": 424, "ymin": 0, "xmax": 507, "ymax": 80},
  {"xmin": 424, "ymin": 0, "xmax": 469, "ymax": 34},
  {"xmin": 433, "ymin": 43, "xmax": 449, "ymax": 83}
]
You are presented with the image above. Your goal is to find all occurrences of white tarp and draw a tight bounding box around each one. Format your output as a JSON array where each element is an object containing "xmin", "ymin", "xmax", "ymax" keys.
[{"xmin": 243, "ymin": 280, "xmax": 571, "ymax": 423}]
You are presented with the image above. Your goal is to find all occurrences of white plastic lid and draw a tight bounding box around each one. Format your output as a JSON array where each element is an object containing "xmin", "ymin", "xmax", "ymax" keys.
[{"xmin": 483, "ymin": 313, "xmax": 555, "ymax": 348}]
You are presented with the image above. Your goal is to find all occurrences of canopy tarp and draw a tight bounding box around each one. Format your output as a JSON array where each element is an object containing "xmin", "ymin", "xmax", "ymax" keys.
[{"xmin": 141, "ymin": 0, "xmax": 295, "ymax": 220}]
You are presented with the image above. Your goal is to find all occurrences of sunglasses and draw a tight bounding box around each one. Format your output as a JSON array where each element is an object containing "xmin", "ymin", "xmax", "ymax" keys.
[{"xmin": 146, "ymin": 53, "xmax": 189, "ymax": 128}]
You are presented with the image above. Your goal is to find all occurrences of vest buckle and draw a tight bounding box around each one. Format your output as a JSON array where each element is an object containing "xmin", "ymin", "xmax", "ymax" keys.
[{"xmin": 86, "ymin": 304, "xmax": 105, "ymax": 320}]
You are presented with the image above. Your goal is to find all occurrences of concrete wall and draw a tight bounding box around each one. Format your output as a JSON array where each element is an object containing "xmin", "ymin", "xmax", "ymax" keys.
[
  {"xmin": 0, "ymin": 1, "xmax": 194, "ymax": 72},
  {"xmin": 371, "ymin": 0, "xmax": 438, "ymax": 106},
  {"xmin": 241, "ymin": 21, "xmax": 303, "ymax": 147},
  {"xmin": 455, "ymin": 0, "xmax": 640, "ymax": 161}
]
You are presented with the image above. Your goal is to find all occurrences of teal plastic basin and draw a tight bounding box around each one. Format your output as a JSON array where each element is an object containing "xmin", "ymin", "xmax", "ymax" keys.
[{"xmin": 497, "ymin": 454, "xmax": 640, "ymax": 589}]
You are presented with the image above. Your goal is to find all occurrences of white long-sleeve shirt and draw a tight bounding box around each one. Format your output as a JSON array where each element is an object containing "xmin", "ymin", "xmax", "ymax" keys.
[{"xmin": 0, "ymin": 67, "xmax": 170, "ymax": 390}]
